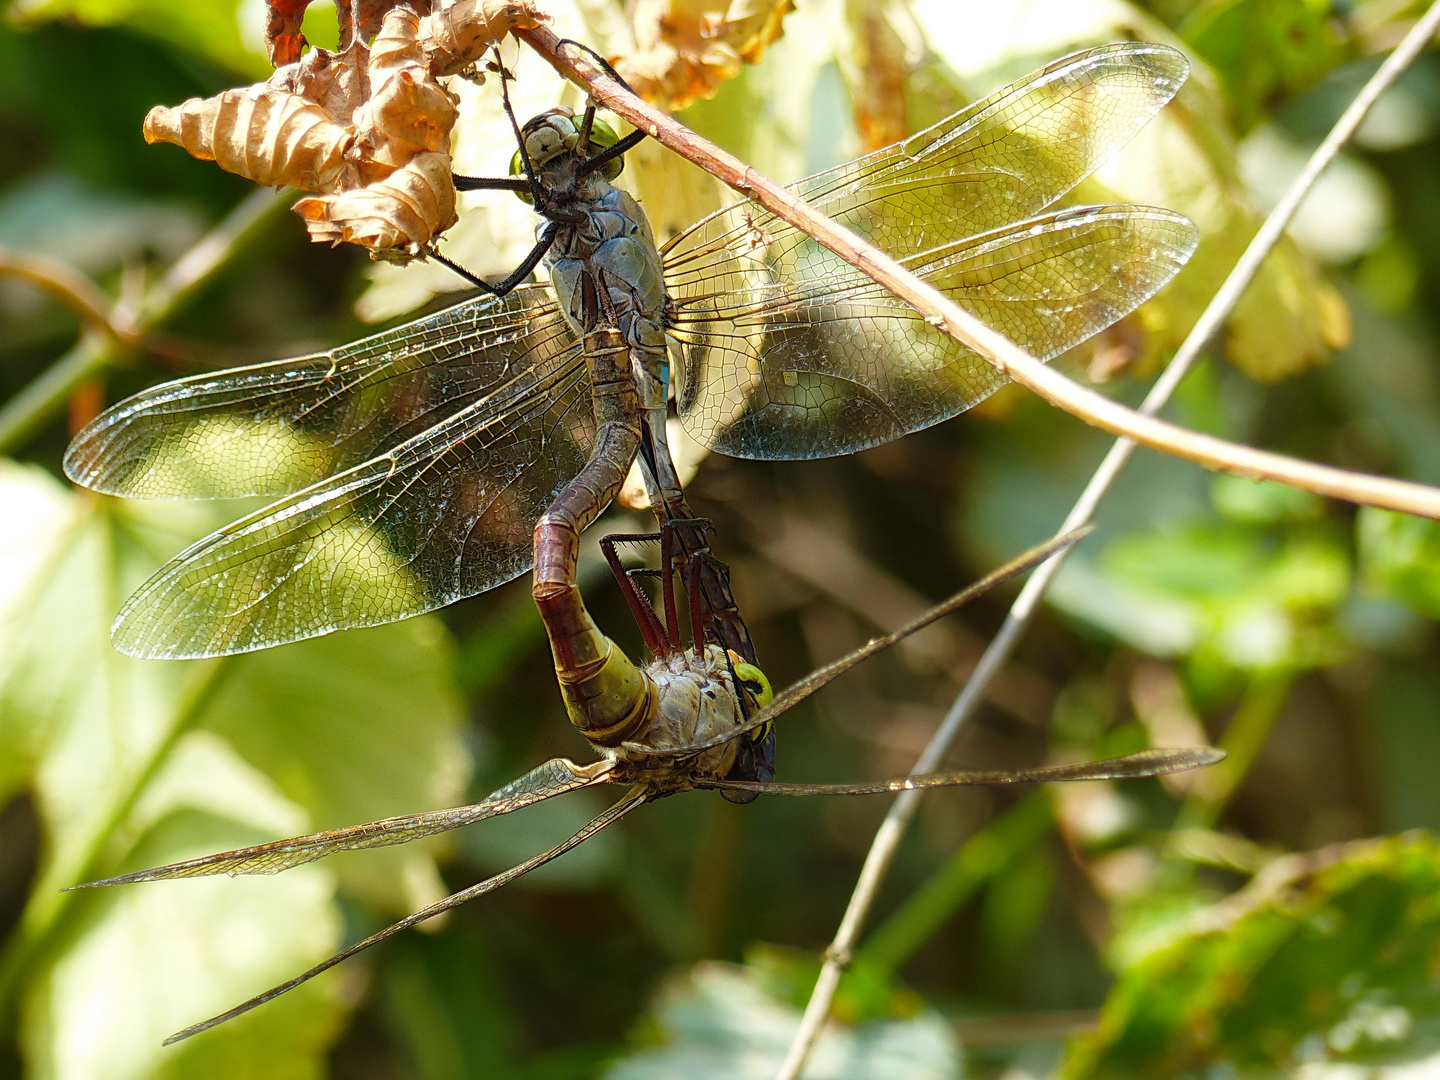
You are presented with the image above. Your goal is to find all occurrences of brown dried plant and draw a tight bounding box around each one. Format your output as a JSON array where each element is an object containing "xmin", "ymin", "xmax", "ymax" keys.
[
  {"xmin": 616, "ymin": 0, "xmax": 794, "ymax": 111},
  {"xmin": 143, "ymin": 0, "xmax": 545, "ymax": 258}
]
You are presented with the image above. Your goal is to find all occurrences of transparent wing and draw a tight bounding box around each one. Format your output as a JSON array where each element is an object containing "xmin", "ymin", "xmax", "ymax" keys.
[
  {"xmin": 671, "ymin": 205, "xmax": 1196, "ymax": 457},
  {"xmin": 662, "ymin": 41, "xmax": 1193, "ymax": 458},
  {"xmin": 68, "ymin": 758, "xmax": 608, "ymax": 885},
  {"xmin": 622, "ymin": 528, "xmax": 1091, "ymax": 760},
  {"xmin": 65, "ymin": 285, "xmax": 575, "ymax": 498},
  {"xmin": 111, "ymin": 339, "xmax": 594, "ymax": 658},
  {"xmin": 162, "ymin": 786, "xmax": 650, "ymax": 1046},
  {"xmin": 702, "ymin": 748, "xmax": 1225, "ymax": 796}
]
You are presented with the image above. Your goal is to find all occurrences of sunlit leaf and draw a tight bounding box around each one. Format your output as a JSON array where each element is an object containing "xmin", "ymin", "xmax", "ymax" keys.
[
  {"xmin": 604, "ymin": 961, "xmax": 962, "ymax": 1080},
  {"xmin": 0, "ymin": 461, "xmax": 470, "ymax": 1069},
  {"xmin": 19, "ymin": 734, "xmax": 346, "ymax": 1080},
  {"xmin": 6, "ymin": 0, "xmax": 271, "ymax": 77},
  {"xmin": 1357, "ymin": 507, "xmax": 1440, "ymax": 621},
  {"xmin": 1062, "ymin": 832, "xmax": 1440, "ymax": 1078}
]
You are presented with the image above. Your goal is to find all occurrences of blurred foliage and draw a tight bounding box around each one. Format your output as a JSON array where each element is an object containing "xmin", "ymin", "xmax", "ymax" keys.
[{"xmin": 2, "ymin": 0, "xmax": 1440, "ymax": 1079}]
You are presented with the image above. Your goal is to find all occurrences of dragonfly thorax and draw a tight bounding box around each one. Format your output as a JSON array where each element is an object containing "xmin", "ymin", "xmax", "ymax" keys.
[{"xmin": 606, "ymin": 644, "xmax": 769, "ymax": 789}]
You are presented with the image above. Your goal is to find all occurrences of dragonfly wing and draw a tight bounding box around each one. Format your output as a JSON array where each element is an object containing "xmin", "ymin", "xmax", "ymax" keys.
[
  {"xmin": 703, "ymin": 747, "xmax": 1226, "ymax": 796},
  {"xmin": 163, "ymin": 786, "xmax": 650, "ymax": 1045},
  {"xmin": 664, "ymin": 42, "xmax": 1187, "ymax": 275},
  {"xmin": 672, "ymin": 205, "xmax": 1197, "ymax": 457},
  {"xmin": 66, "ymin": 285, "xmax": 574, "ymax": 498},
  {"xmin": 69, "ymin": 759, "xmax": 609, "ymax": 885},
  {"xmin": 111, "ymin": 342, "xmax": 594, "ymax": 658}
]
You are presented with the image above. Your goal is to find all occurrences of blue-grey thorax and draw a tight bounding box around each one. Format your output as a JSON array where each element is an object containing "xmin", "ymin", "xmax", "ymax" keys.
[{"xmin": 546, "ymin": 186, "xmax": 669, "ymax": 409}]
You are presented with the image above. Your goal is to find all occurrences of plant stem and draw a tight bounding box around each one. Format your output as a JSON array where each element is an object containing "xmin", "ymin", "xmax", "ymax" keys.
[
  {"xmin": 0, "ymin": 187, "xmax": 292, "ymax": 457},
  {"xmin": 857, "ymin": 792, "xmax": 1052, "ymax": 978}
]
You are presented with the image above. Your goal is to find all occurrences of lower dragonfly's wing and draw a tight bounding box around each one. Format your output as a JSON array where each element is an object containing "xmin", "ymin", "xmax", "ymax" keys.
[
  {"xmin": 111, "ymin": 339, "xmax": 594, "ymax": 658},
  {"xmin": 65, "ymin": 285, "xmax": 574, "ymax": 498},
  {"xmin": 669, "ymin": 205, "xmax": 1197, "ymax": 458},
  {"xmin": 162, "ymin": 785, "xmax": 651, "ymax": 1046},
  {"xmin": 700, "ymin": 748, "xmax": 1225, "ymax": 797},
  {"xmin": 67, "ymin": 758, "xmax": 609, "ymax": 885}
]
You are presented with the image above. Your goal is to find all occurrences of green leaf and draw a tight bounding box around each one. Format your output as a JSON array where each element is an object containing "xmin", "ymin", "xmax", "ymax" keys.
[
  {"xmin": 1357, "ymin": 507, "xmax": 1440, "ymax": 621},
  {"xmin": 7, "ymin": 0, "xmax": 270, "ymax": 76},
  {"xmin": 604, "ymin": 960, "xmax": 962, "ymax": 1080},
  {"xmin": 1180, "ymin": 0, "xmax": 1350, "ymax": 135},
  {"xmin": 1062, "ymin": 832, "xmax": 1440, "ymax": 1078},
  {"xmin": 0, "ymin": 461, "xmax": 470, "ymax": 1069},
  {"xmin": 19, "ymin": 733, "xmax": 346, "ymax": 1080}
]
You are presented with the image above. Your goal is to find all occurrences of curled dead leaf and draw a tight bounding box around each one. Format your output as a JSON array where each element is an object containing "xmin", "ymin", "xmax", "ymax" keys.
[
  {"xmin": 295, "ymin": 150, "xmax": 458, "ymax": 252},
  {"xmin": 146, "ymin": 1, "xmax": 550, "ymax": 258},
  {"xmin": 423, "ymin": 0, "xmax": 546, "ymax": 76},
  {"xmin": 143, "ymin": 86, "xmax": 355, "ymax": 192}
]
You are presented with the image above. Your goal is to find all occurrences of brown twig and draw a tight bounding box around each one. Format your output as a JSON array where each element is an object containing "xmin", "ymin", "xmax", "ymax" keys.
[
  {"xmin": 0, "ymin": 248, "xmax": 141, "ymax": 349},
  {"xmin": 0, "ymin": 187, "xmax": 293, "ymax": 455},
  {"xmin": 516, "ymin": 23, "xmax": 1440, "ymax": 521}
]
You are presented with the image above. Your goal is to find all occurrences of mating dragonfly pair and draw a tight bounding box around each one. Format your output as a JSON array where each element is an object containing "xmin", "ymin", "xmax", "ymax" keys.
[{"xmin": 63, "ymin": 39, "xmax": 1218, "ymax": 1042}]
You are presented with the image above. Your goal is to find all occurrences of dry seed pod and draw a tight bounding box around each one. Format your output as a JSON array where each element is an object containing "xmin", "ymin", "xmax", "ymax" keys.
[
  {"xmin": 143, "ymin": 85, "xmax": 355, "ymax": 193},
  {"xmin": 619, "ymin": 0, "xmax": 794, "ymax": 109},
  {"xmin": 423, "ymin": 0, "xmax": 547, "ymax": 76},
  {"xmin": 294, "ymin": 149, "xmax": 458, "ymax": 252}
]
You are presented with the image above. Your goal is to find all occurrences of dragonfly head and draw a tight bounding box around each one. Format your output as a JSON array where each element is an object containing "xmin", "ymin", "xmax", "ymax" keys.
[{"xmin": 510, "ymin": 107, "xmax": 625, "ymax": 203}]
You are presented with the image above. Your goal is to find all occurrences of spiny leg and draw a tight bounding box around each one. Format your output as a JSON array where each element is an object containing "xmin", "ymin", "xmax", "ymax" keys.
[{"xmin": 601, "ymin": 532, "xmax": 672, "ymax": 657}]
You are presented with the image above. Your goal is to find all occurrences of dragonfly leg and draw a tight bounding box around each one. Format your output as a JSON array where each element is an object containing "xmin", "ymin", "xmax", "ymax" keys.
[
  {"xmin": 431, "ymin": 223, "xmax": 557, "ymax": 297},
  {"xmin": 489, "ymin": 45, "xmax": 550, "ymax": 211},
  {"xmin": 600, "ymin": 532, "xmax": 673, "ymax": 657}
]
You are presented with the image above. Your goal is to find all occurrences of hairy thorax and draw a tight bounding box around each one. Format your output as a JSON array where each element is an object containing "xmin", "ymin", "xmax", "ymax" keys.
[{"xmin": 605, "ymin": 644, "xmax": 753, "ymax": 791}]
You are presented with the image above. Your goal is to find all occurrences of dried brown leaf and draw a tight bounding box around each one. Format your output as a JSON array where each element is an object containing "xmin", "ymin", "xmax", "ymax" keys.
[
  {"xmin": 143, "ymin": 86, "xmax": 355, "ymax": 192},
  {"xmin": 295, "ymin": 150, "xmax": 458, "ymax": 251},
  {"xmin": 265, "ymin": 0, "xmax": 313, "ymax": 67},
  {"xmin": 148, "ymin": 2, "xmax": 540, "ymax": 258},
  {"xmin": 618, "ymin": 0, "xmax": 795, "ymax": 110},
  {"xmin": 423, "ymin": 0, "xmax": 547, "ymax": 76}
]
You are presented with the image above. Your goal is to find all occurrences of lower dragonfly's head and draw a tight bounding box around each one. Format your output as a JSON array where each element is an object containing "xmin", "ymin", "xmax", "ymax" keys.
[{"xmin": 509, "ymin": 107, "xmax": 625, "ymax": 202}]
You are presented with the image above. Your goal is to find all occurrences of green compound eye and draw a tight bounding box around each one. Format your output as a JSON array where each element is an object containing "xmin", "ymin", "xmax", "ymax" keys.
[
  {"xmin": 508, "ymin": 148, "xmax": 534, "ymax": 204},
  {"xmin": 732, "ymin": 661, "xmax": 774, "ymax": 709},
  {"xmin": 584, "ymin": 117, "xmax": 625, "ymax": 180}
]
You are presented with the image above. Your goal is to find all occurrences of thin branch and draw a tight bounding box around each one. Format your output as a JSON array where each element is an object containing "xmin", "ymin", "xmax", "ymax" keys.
[
  {"xmin": 0, "ymin": 187, "xmax": 294, "ymax": 455},
  {"xmin": 0, "ymin": 248, "xmax": 140, "ymax": 347},
  {"xmin": 764, "ymin": 5, "xmax": 1440, "ymax": 1076},
  {"xmin": 518, "ymin": 23, "xmax": 1440, "ymax": 521}
]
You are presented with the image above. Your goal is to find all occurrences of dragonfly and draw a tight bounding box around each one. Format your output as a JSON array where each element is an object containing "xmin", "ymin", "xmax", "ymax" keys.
[
  {"xmin": 63, "ymin": 40, "xmax": 1200, "ymax": 667},
  {"xmin": 70, "ymin": 524, "xmax": 1225, "ymax": 1044}
]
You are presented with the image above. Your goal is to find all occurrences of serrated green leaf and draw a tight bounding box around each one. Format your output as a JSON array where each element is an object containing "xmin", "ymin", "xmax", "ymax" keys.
[{"xmin": 1063, "ymin": 833, "xmax": 1440, "ymax": 1078}]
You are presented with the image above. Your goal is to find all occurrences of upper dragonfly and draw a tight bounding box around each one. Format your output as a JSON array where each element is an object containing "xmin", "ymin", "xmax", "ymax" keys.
[{"xmin": 64, "ymin": 41, "xmax": 1199, "ymax": 660}]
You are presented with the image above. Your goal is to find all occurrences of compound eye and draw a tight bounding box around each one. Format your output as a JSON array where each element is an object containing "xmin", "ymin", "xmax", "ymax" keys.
[
  {"xmin": 507, "ymin": 149, "xmax": 534, "ymax": 204},
  {"xmin": 731, "ymin": 662, "xmax": 774, "ymax": 708},
  {"xmin": 585, "ymin": 117, "xmax": 625, "ymax": 180}
]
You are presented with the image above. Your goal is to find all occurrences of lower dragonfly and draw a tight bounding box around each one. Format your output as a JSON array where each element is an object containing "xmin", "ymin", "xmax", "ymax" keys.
[
  {"xmin": 71, "ymin": 523, "xmax": 1223, "ymax": 1044},
  {"xmin": 62, "ymin": 41, "xmax": 1199, "ymax": 670}
]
